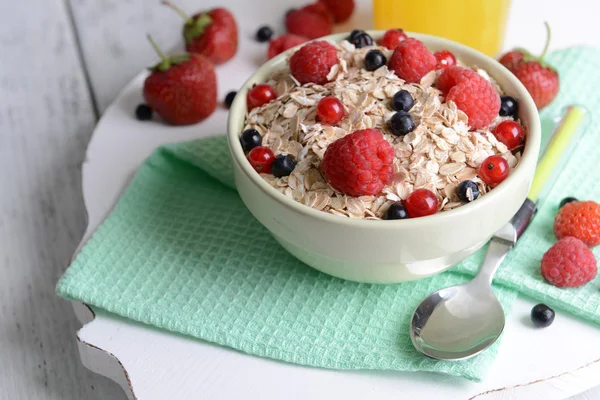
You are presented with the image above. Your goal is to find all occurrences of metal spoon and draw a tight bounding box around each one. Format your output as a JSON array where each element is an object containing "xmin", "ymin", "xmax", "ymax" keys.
[{"xmin": 410, "ymin": 106, "xmax": 587, "ymax": 361}]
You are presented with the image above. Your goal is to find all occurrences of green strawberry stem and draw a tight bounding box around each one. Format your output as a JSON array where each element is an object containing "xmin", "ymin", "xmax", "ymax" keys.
[
  {"xmin": 147, "ymin": 34, "xmax": 171, "ymax": 72},
  {"xmin": 539, "ymin": 21, "xmax": 551, "ymax": 62},
  {"xmin": 162, "ymin": 1, "xmax": 193, "ymax": 24}
]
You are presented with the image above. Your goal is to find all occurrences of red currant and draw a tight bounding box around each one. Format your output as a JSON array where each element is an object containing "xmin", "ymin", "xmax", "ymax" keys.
[
  {"xmin": 494, "ymin": 120, "xmax": 525, "ymax": 150},
  {"xmin": 478, "ymin": 155, "xmax": 509, "ymax": 187},
  {"xmin": 434, "ymin": 50, "xmax": 456, "ymax": 69},
  {"xmin": 405, "ymin": 189, "xmax": 439, "ymax": 218},
  {"xmin": 317, "ymin": 96, "xmax": 345, "ymax": 125},
  {"xmin": 247, "ymin": 84, "xmax": 277, "ymax": 110},
  {"xmin": 247, "ymin": 146, "xmax": 275, "ymax": 173}
]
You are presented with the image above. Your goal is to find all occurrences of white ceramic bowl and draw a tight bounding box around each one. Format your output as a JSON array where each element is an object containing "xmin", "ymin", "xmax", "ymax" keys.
[{"xmin": 227, "ymin": 31, "xmax": 541, "ymax": 284}]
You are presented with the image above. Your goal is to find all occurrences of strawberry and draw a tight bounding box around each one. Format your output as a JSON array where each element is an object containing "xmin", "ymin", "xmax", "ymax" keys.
[
  {"xmin": 143, "ymin": 36, "xmax": 217, "ymax": 126},
  {"xmin": 498, "ymin": 50, "xmax": 524, "ymax": 71},
  {"xmin": 163, "ymin": 1, "xmax": 237, "ymax": 65}
]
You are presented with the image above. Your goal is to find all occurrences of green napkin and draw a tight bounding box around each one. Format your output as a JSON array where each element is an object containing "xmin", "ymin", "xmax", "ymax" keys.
[{"xmin": 57, "ymin": 47, "xmax": 600, "ymax": 382}]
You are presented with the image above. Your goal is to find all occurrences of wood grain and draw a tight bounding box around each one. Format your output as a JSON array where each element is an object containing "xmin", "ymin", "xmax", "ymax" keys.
[{"xmin": 0, "ymin": 0, "xmax": 124, "ymax": 398}]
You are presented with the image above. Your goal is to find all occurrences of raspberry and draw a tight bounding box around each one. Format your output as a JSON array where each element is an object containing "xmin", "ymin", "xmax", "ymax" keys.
[
  {"xmin": 268, "ymin": 34, "xmax": 308, "ymax": 59},
  {"xmin": 436, "ymin": 66, "xmax": 479, "ymax": 96},
  {"xmin": 318, "ymin": 0, "xmax": 355, "ymax": 23},
  {"xmin": 554, "ymin": 201, "xmax": 600, "ymax": 247},
  {"xmin": 285, "ymin": 9, "xmax": 332, "ymax": 40},
  {"xmin": 541, "ymin": 237, "xmax": 597, "ymax": 288},
  {"xmin": 290, "ymin": 41, "xmax": 338, "ymax": 85},
  {"xmin": 388, "ymin": 38, "xmax": 436, "ymax": 83},
  {"xmin": 322, "ymin": 129, "xmax": 394, "ymax": 196},
  {"xmin": 380, "ymin": 29, "xmax": 408, "ymax": 50}
]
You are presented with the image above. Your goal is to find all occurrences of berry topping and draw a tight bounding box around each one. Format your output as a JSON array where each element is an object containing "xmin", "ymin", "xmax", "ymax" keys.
[
  {"xmin": 554, "ymin": 201, "xmax": 600, "ymax": 247},
  {"xmin": 289, "ymin": 41, "xmax": 338, "ymax": 85},
  {"xmin": 285, "ymin": 8, "xmax": 332, "ymax": 40},
  {"xmin": 405, "ymin": 189, "xmax": 439, "ymax": 218},
  {"xmin": 317, "ymin": 96, "xmax": 345, "ymax": 125},
  {"xmin": 247, "ymin": 146, "xmax": 275, "ymax": 173},
  {"xmin": 391, "ymin": 90, "xmax": 414, "ymax": 112},
  {"xmin": 457, "ymin": 180, "xmax": 480, "ymax": 202},
  {"xmin": 318, "ymin": 0, "xmax": 355, "ymax": 23},
  {"xmin": 385, "ymin": 203, "xmax": 409, "ymax": 220},
  {"xmin": 240, "ymin": 129, "xmax": 262, "ymax": 152},
  {"xmin": 364, "ymin": 50, "xmax": 387, "ymax": 72},
  {"xmin": 347, "ymin": 30, "xmax": 373, "ymax": 48},
  {"xmin": 272, "ymin": 154, "xmax": 296, "ymax": 177},
  {"xmin": 478, "ymin": 155, "xmax": 509, "ymax": 187},
  {"xmin": 247, "ymin": 84, "xmax": 277, "ymax": 110},
  {"xmin": 498, "ymin": 50, "xmax": 524, "ymax": 71},
  {"xmin": 494, "ymin": 120, "xmax": 525, "ymax": 150},
  {"xmin": 499, "ymin": 95, "xmax": 518, "ymax": 118},
  {"xmin": 255, "ymin": 26, "xmax": 274, "ymax": 42},
  {"xmin": 135, "ymin": 104, "xmax": 153, "ymax": 121},
  {"xmin": 322, "ymin": 129, "xmax": 394, "ymax": 196},
  {"xmin": 267, "ymin": 34, "xmax": 308, "ymax": 59},
  {"xmin": 388, "ymin": 38, "xmax": 437, "ymax": 83},
  {"xmin": 434, "ymin": 50, "xmax": 456, "ymax": 69},
  {"xmin": 436, "ymin": 66, "xmax": 479, "ymax": 96},
  {"xmin": 224, "ymin": 91, "xmax": 236, "ymax": 109},
  {"xmin": 380, "ymin": 29, "xmax": 408, "ymax": 50},
  {"xmin": 531, "ymin": 304, "xmax": 555, "ymax": 328},
  {"xmin": 389, "ymin": 111, "xmax": 415, "ymax": 136},
  {"xmin": 559, "ymin": 197, "xmax": 578, "ymax": 209},
  {"xmin": 541, "ymin": 237, "xmax": 597, "ymax": 288}
]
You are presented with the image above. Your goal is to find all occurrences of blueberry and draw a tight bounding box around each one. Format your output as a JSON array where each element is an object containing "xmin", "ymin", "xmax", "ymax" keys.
[
  {"xmin": 348, "ymin": 31, "xmax": 373, "ymax": 48},
  {"xmin": 499, "ymin": 96, "xmax": 518, "ymax": 118},
  {"xmin": 135, "ymin": 104, "xmax": 153, "ymax": 121},
  {"xmin": 349, "ymin": 29, "xmax": 364, "ymax": 41},
  {"xmin": 389, "ymin": 111, "xmax": 415, "ymax": 136},
  {"xmin": 256, "ymin": 26, "xmax": 274, "ymax": 42},
  {"xmin": 224, "ymin": 91, "xmax": 237, "ymax": 109},
  {"xmin": 364, "ymin": 50, "xmax": 387, "ymax": 72},
  {"xmin": 391, "ymin": 90, "xmax": 414, "ymax": 112},
  {"xmin": 457, "ymin": 180, "xmax": 480, "ymax": 202},
  {"xmin": 385, "ymin": 203, "xmax": 409, "ymax": 220},
  {"xmin": 271, "ymin": 154, "xmax": 295, "ymax": 177},
  {"xmin": 240, "ymin": 129, "xmax": 262, "ymax": 152},
  {"xmin": 530, "ymin": 303, "xmax": 555, "ymax": 328},
  {"xmin": 559, "ymin": 197, "xmax": 578, "ymax": 208}
]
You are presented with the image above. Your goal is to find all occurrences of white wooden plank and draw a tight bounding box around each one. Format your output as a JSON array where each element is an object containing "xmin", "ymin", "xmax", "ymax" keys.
[{"xmin": 0, "ymin": 0, "xmax": 124, "ymax": 398}]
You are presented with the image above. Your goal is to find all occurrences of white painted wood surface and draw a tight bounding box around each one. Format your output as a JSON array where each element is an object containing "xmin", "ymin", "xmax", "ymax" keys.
[{"xmin": 1, "ymin": 0, "xmax": 599, "ymax": 398}]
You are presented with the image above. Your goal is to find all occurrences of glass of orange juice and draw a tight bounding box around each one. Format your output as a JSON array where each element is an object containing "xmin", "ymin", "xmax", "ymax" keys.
[{"xmin": 373, "ymin": 0, "xmax": 511, "ymax": 56}]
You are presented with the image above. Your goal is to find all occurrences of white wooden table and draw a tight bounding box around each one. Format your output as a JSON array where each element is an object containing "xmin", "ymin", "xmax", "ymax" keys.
[{"xmin": 1, "ymin": 0, "xmax": 598, "ymax": 399}]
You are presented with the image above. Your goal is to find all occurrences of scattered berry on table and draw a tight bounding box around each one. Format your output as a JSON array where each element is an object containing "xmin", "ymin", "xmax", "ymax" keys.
[
  {"xmin": 457, "ymin": 180, "xmax": 480, "ymax": 202},
  {"xmin": 267, "ymin": 34, "xmax": 308, "ymax": 59},
  {"xmin": 322, "ymin": 129, "xmax": 394, "ymax": 196},
  {"xmin": 530, "ymin": 304, "xmax": 555, "ymax": 328},
  {"xmin": 289, "ymin": 41, "xmax": 338, "ymax": 85},
  {"xmin": 498, "ymin": 50, "xmax": 524, "ymax": 71},
  {"xmin": 135, "ymin": 104, "xmax": 153, "ymax": 121},
  {"xmin": 162, "ymin": 2, "xmax": 238, "ymax": 65},
  {"xmin": 434, "ymin": 50, "xmax": 456, "ymax": 69},
  {"xmin": 559, "ymin": 197, "xmax": 578, "ymax": 209},
  {"xmin": 247, "ymin": 84, "xmax": 277, "ymax": 110},
  {"xmin": 391, "ymin": 90, "xmax": 414, "ymax": 112},
  {"xmin": 317, "ymin": 96, "xmax": 345, "ymax": 125},
  {"xmin": 271, "ymin": 154, "xmax": 296, "ymax": 177},
  {"xmin": 247, "ymin": 146, "xmax": 275, "ymax": 173},
  {"xmin": 240, "ymin": 128, "xmax": 262, "ymax": 152},
  {"xmin": 347, "ymin": 30, "xmax": 373, "ymax": 48},
  {"xmin": 385, "ymin": 203, "xmax": 409, "ymax": 220},
  {"xmin": 364, "ymin": 49, "xmax": 387, "ymax": 71},
  {"xmin": 389, "ymin": 38, "xmax": 436, "ymax": 83},
  {"xmin": 143, "ymin": 36, "xmax": 217, "ymax": 125},
  {"xmin": 478, "ymin": 155, "xmax": 509, "ymax": 187},
  {"xmin": 285, "ymin": 8, "xmax": 332, "ymax": 40},
  {"xmin": 389, "ymin": 111, "xmax": 415, "ymax": 136},
  {"xmin": 301, "ymin": 2, "xmax": 334, "ymax": 25},
  {"xmin": 405, "ymin": 189, "xmax": 439, "ymax": 218},
  {"xmin": 494, "ymin": 120, "xmax": 525, "ymax": 150},
  {"xmin": 513, "ymin": 61, "xmax": 559, "ymax": 110},
  {"xmin": 255, "ymin": 26, "xmax": 274, "ymax": 42},
  {"xmin": 541, "ymin": 237, "xmax": 597, "ymax": 288},
  {"xmin": 554, "ymin": 201, "xmax": 600, "ymax": 247},
  {"xmin": 380, "ymin": 29, "xmax": 408, "ymax": 50},
  {"xmin": 318, "ymin": 0, "xmax": 355, "ymax": 23},
  {"xmin": 499, "ymin": 95, "xmax": 518, "ymax": 118},
  {"xmin": 224, "ymin": 91, "xmax": 236, "ymax": 109}
]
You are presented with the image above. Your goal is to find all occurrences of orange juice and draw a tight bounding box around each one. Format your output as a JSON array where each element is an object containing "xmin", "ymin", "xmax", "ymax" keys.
[{"xmin": 373, "ymin": 0, "xmax": 511, "ymax": 56}]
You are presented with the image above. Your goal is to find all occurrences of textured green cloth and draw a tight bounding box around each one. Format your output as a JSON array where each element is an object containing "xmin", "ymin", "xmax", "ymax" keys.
[{"xmin": 57, "ymin": 47, "xmax": 600, "ymax": 382}]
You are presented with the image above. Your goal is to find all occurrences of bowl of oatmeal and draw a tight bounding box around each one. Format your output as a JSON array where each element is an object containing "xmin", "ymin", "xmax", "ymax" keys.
[{"xmin": 227, "ymin": 31, "xmax": 540, "ymax": 283}]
